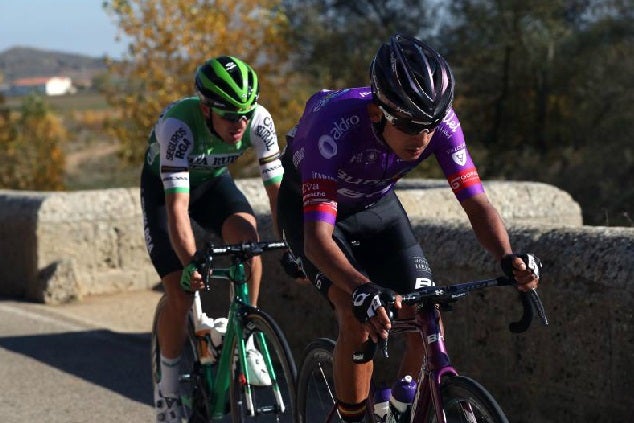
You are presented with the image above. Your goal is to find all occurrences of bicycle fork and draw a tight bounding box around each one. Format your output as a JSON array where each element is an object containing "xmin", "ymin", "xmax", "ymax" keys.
[
  {"xmin": 250, "ymin": 328, "xmax": 287, "ymax": 414},
  {"xmin": 233, "ymin": 305, "xmax": 287, "ymax": 417}
]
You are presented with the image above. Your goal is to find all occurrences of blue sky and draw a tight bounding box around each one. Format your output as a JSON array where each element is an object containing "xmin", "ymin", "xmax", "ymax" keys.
[{"xmin": 0, "ymin": 0, "xmax": 128, "ymax": 58}]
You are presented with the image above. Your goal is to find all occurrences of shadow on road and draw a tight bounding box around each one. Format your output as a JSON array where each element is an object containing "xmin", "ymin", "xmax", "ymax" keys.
[{"xmin": 0, "ymin": 329, "xmax": 152, "ymax": 405}]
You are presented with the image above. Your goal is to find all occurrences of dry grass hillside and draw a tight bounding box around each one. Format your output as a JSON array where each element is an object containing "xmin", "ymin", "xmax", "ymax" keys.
[{"xmin": 23, "ymin": 91, "xmax": 142, "ymax": 190}]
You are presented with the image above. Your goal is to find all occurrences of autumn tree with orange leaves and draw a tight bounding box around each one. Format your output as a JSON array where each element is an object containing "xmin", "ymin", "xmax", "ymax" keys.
[
  {"xmin": 103, "ymin": 0, "xmax": 307, "ymax": 166},
  {"xmin": 0, "ymin": 94, "xmax": 66, "ymax": 190}
]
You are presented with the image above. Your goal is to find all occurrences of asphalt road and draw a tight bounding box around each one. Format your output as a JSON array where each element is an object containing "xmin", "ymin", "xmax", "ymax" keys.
[
  {"xmin": 0, "ymin": 290, "xmax": 290, "ymax": 423},
  {"xmin": 0, "ymin": 292, "xmax": 159, "ymax": 423}
]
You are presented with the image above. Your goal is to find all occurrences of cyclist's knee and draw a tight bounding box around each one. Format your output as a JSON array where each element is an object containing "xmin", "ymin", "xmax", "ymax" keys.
[
  {"xmin": 405, "ymin": 331, "xmax": 423, "ymax": 349},
  {"xmin": 221, "ymin": 212, "xmax": 258, "ymax": 242},
  {"xmin": 336, "ymin": 308, "xmax": 370, "ymax": 346},
  {"xmin": 329, "ymin": 286, "xmax": 372, "ymax": 345},
  {"xmin": 396, "ymin": 303, "xmax": 416, "ymax": 319},
  {"xmin": 162, "ymin": 271, "xmax": 193, "ymax": 315}
]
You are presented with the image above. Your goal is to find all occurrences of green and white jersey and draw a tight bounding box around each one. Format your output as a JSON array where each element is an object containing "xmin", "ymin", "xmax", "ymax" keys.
[{"xmin": 144, "ymin": 96, "xmax": 284, "ymax": 194}]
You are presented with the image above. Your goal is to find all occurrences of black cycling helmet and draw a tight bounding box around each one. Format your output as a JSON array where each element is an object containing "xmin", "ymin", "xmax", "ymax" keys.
[
  {"xmin": 370, "ymin": 34, "xmax": 454, "ymax": 127},
  {"xmin": 194, "ymin": 56, "xmax": 259, "ymax": 113}
]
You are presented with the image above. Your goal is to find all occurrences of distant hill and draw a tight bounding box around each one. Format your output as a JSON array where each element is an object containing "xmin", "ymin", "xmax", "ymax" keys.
[{"xmin": 0, "ymin": 47, "xmax": 108, "ymax": 84}]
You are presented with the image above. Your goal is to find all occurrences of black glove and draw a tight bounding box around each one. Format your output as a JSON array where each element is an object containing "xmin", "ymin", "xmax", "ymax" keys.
[
  {"xmin": 352, "ymin": 282, "xmax": 389, "ymax": 323},
  {"xmin": 501, "ymin": 253, "xmax": 543, "ymax": 282},
  {"xmin": 280, "ymin": 250, "xmax": 306, "ymax": 279}
]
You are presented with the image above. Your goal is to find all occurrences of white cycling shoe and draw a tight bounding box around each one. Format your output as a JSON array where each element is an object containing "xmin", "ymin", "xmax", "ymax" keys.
[
  {"xmin": 154, "ymin": 384, "xmax": 185, "ymax": 423},
  {"xmin": 244, "ymin": 335, "xmax": 272, "ymax": 386}
]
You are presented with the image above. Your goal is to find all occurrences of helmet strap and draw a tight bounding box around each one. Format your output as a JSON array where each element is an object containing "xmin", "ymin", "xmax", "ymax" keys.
[
  {"xmin": 204, "ymin": 114, "xmax": 224, "ymax": 140},
  {"xmin": 200, "ymin": 102, "xmax": 224, "ymax": 139},
  {"xmin": 371, "ymin": 116, "xmax": 388, "ymax": 146}
]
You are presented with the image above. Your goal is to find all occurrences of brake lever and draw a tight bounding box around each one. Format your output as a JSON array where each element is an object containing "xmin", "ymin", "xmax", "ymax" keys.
[
  {"xmin": 201, "ymin": 254, "xmax": 213, "ymax": 291},
  {"xmin": 528, "ymin": 288, "xmax": 549, "ymax": 326}
]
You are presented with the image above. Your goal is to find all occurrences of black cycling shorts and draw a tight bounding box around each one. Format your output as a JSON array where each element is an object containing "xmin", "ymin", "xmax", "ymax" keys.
[
  {"xmin": 140, "ymin": 165, "xmax": 255, "ymax": 278},
  {"xmin": 278, "ymin": 179, "xmax": 433, "ymax": 297}
]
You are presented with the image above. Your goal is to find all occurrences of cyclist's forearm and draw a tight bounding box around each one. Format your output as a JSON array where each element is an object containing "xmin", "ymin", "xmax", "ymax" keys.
[
  {"xmin": 166, "ymin": 194, "xmax": 197, "ymax": 265},
  {"xmin": 265, "ymin": 183, "xmax": 282, "ymax": 238},
  {"xmin": 168, "ymin": 219, "xmax": 197, "ymax": 265},
  {"xmin": 461, "ymin": 195, "xmax": 512, "ymax": 259},
  {"xmin": 304, "ymin": 222, "xmax": 369, "ymax": 294}
]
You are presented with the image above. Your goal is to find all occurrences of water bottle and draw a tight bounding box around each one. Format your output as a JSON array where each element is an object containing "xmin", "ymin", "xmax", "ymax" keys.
[
  {"xmin": 387, "ymin": 375, "xmax": 417, "ymax": 423},
  {"xmin": 195, "ymin": 315, "xmax": 228, "ymax": 364},
  {"xmin": 213, "ymin": 317, "xmax": 228, "ymax": 354},
  {"xmin": 373, "ymin": 386, "xmax": 391, "ymax": 423}
]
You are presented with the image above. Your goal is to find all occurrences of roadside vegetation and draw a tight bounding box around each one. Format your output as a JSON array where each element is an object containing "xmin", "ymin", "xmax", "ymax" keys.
[{"xmin": 0, "ymin": 0, "xmax": 631, "ymax": 226}]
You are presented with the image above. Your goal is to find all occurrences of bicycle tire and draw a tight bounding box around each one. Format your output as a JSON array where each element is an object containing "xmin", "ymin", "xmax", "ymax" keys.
[
  {"xmin": 297, "ymin": 339, "xmax": 374, "ymax": 423},
  {"xmin": 151, "ymin": 294, "xmax": 208, "ymax": 422},
  {"xmin": 229, "ymin": 308, "xmax": 297, "ymax": 423},
  {"xmin": 424, "ymin": 375, "xmax": 509, "ymax": 423}
]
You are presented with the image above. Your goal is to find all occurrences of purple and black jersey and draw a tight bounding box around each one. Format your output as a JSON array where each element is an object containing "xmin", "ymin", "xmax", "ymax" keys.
[{"xmin": 284, "ymin": 87, "xmax": 485, "ymax": 224}]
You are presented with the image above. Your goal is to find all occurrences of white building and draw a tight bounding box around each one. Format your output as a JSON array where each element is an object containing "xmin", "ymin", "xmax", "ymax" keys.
[{"xmin": 9, "ymin": 76, "xmax": 74, "ymax": 96}]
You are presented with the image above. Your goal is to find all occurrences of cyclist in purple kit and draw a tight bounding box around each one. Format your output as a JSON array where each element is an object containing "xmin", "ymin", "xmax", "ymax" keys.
[{"xmin": 277, "ymin": 34, "xmax": 542, "ymax": 423}]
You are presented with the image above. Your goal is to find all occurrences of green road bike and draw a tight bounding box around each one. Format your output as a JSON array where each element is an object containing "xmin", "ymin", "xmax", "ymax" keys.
[{"xmin": 152, "ymin": 240, "xmax": 297, "ymax": 422}]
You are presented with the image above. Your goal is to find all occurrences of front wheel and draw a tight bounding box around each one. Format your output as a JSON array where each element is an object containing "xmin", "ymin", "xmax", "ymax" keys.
[
  {"xmin": 296, "ymin": 338, "xmax": 373, "ymax": 423},
  {"xmin": 296, "ymin": 338, "xmax": 339, "ymax": 423},
  {"xmin": 229, "ymin": 308, "xmax": 297, "ymax": 423},
  {"xmin": 425, "ymin": 375, "xmax": 509, "ymax": 423}
]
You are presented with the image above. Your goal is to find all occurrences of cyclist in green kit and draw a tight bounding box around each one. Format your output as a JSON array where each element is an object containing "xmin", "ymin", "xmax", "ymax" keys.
[{"xmin": 140, "ymin": 56, "xmax": 284, "ymax": 422}]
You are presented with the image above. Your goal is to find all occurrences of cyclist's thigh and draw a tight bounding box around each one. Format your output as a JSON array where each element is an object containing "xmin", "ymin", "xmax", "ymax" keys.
[
  {"xmin": 341, "ymin": 192, "xmax": 433, "ymax": 294},
  {"xmin": 189, "ymin": 170, "xmax": 255, "ymax": 237},
  {"xmin": 140, "ymin": 164, "xmax": 182, "ymax": 278}
]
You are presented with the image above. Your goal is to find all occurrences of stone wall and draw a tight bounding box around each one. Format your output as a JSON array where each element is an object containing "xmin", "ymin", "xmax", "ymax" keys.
[
  {"xmin": 1, "ymin": 180, "xmax": 631, "ymax": 422},
  {"xmin": 0, "ymin": 188, "xmax": 157, "ymax": 302},
  {"xmin": 252, "ymin": 221, "xmax": 633, "ymax": 423},
  {"xmin": 0, "ymin": 179, "xmax": 581, "ymax": 303}
]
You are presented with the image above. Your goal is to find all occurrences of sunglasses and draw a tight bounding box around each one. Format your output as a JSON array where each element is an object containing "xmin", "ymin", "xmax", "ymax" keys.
[
  {"xmin": 211, "ymin": 107, "xmax": 255, "ymax": 123},
  {"xmin": 379, "ymin": 106, "xmax": 438, "ymax": 135}
]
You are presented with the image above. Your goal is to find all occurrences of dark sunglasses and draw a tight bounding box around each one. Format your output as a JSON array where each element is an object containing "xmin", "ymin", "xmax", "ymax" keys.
[
  {"xmin": 379, "ymin": 106, "xmax": 438, "ymax": 135},
  {"xmin": 212, "ymin": 107, "xmax": 255, "ymax": 123}
]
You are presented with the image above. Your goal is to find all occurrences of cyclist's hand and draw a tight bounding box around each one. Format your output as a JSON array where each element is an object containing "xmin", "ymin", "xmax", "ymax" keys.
[
  {"xmin": 180, "ymin": 262, "xmax": 205, "ymax": 292},
  {"xmin": 352, "ymin": 283, "xmax": 394, "ymax": 342},
  {"xmin": 501, "ymin": 253, "xmax": 542, "ymax": 292},
  {"xmin": 280, "ymin": 250, "xmax": 309, "ymax": 283}
]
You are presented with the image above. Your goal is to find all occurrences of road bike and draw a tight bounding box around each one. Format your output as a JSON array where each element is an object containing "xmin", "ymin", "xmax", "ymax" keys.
[
  {"xmin": 152, "ymin": 240, "xmax": 297, "ymax": 422},
  {"xmin": 296, "ymin": 276, "xmax": 549, "ymax": 423}
]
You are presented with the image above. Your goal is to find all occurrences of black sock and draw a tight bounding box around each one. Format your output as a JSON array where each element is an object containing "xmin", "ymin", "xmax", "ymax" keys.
[{"xmin": 337, "ymin": 398, "xmax": 367, "ymax": 423}]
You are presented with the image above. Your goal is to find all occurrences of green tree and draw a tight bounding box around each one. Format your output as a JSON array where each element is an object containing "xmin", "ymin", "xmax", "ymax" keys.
[
  {"xmin": 283, "ymin": 0, "xmax": 440, "ymax": 88},
  {"xmin": 103, "ymin": 0, "xmax": 304, "ymax": 165},
  {"xmin": 0, "ymin": 94, "xmax": 67, "ymax": 190},
  {"xmin": 435, "ymin": 0, "xmax": 634, "ymax": 225}
]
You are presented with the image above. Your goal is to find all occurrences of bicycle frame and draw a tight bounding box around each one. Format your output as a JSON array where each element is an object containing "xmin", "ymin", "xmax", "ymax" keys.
[
  {"xmin": 188, "ymin": 258, "xmax": 286, "ymax": 420},
  {"xmin": 388, "ymin": 303, "xmax": 456, "ymax": 423},
  {"xmin": 381, "ymin": 278, "xmax": 545, "ymax": 422},
  {"xmin": 296, "ymin": 274, "xmax": 547, "ymax": 423}
]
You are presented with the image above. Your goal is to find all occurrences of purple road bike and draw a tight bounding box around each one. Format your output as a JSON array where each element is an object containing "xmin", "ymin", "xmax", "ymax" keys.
[{"xmin": 296, "ymin": 275, "xmax": 548, "ymax": 423}]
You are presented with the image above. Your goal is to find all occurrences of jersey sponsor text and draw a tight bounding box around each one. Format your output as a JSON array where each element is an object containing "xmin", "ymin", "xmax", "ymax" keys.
[
  {"xmin": 166, "ymin": 128, "xmax": 190, "ymax": 160},
  {"xmin": 448, "ymin": 168, "xmax": 482, "ymax": 193}
]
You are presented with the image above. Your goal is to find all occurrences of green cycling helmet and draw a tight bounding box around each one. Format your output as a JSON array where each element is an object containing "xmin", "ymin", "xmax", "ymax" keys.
[{"xmin": 195, "ymin": 56, "xmax": 259, "ymax": 114}]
